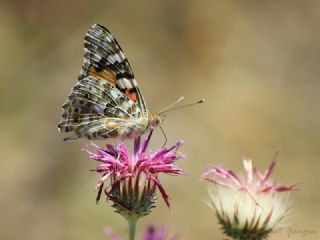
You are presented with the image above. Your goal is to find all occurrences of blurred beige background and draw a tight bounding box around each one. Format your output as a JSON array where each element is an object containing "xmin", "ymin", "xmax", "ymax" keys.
[{"xmin": 1, "ymin": 0, "xmax": 319, "ymax": 239}]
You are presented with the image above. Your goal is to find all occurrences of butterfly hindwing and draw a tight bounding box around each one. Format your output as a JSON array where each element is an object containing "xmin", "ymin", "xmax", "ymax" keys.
[{"xmin": 58, "ymin": 77, "xmax": 142, "ymax": 140}]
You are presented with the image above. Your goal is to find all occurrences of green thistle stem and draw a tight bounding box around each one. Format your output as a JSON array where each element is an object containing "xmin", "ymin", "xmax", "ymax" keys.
[{"xmin": 128, "ymin": 219, "xmax": 137, "ymax": 240}]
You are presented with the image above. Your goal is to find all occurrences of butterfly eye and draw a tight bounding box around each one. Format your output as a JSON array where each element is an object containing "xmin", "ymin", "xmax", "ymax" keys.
[{"xmin": 155, "ymin": 117, "xmax": 161, "ymax": 126}]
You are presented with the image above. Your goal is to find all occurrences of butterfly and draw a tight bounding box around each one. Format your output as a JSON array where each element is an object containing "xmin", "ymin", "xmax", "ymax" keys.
[{"xmin": 58, "ymin": 24, "xmax": 161, "ymax": 141}]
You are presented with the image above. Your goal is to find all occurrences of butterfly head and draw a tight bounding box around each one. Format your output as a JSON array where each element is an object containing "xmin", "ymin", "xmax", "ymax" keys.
[{"xmin": 148, "ymin": 112, "xmax": 162, "ymax": 128}]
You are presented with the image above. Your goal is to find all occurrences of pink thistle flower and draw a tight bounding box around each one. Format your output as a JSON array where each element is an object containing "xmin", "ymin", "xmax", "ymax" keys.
[
  {"xmin": 105, "ymin": 225, "xmax": 179, "ymax": 240},
  {"xmin": 84, "ymin": 130, "xmax": 185, "ymax": 221},
  {"xmin": 202, "ymin": 155, "xmax": 298, "ymax": 240}
]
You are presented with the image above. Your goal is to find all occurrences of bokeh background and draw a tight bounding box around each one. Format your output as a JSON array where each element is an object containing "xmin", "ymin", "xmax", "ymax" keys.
[{"xmin": 1, "ymin": 1, "xmax": 319, "ymax": 239}]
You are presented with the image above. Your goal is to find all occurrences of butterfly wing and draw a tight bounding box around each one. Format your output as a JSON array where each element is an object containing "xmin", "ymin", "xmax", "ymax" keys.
[
  {"xmin": 80, "ymin": 24, "xmax": 148, "ymax": 118},
  {"xmin": 58, "ymin": 77, "xmax": 143, "ymax": 140},
  {"xmin": 58, "ymin": 24, "xmax": 149, "ymax": 141}
]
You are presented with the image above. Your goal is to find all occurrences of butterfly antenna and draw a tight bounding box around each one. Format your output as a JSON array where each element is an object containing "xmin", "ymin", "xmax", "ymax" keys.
[
  {"xmin": 160, "ymin": 126, "xmax": 167, "ymax": 147},
  {"xmin": 158, "ymin": 98, "xmax": 205, "ymax": 115},
  {"xmin": 158, "ymin": 96, "xmax": 185, "ymax": 115}
]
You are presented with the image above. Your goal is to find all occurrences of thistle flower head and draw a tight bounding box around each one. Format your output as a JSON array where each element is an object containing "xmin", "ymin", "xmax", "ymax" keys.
[
  {"xmin": 202, "ymin": 156, "xmax": 298, "ymax": 240},
  {"xmin": 85, "ymin": 130, "xmax": 185, "ymax": 221}
]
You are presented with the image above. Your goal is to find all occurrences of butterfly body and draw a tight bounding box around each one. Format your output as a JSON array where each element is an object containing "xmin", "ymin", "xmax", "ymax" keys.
[{"xmin": 58, "ymin": 24, "xmax": 161, "ymax": 141}]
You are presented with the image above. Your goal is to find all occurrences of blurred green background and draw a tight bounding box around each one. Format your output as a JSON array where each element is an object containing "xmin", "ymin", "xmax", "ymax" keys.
[{"xmin": 1, "ymin": 1, "xmax": 319, "ymax": 239}]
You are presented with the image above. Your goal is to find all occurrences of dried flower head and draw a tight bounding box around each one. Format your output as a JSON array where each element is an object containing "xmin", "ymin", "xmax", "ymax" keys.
[
  {"xmin": 85, "ymin": 130, "xmax": 185, "ymax": 221},
  {"xmin": 105, "ymin": 225, "xmax": 179, "ymax": 240},
  {"xmin": 202, "ymin": 156, "xmax": 298, "ymax": 240}
]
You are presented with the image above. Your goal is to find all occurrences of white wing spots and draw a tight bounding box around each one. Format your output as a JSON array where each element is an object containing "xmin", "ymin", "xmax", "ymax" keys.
[
  {"xmin": 107, "ymin": 52, "xmax": 125, "ymax": 64},
  {"xmin": 106, "ymin": 35, "xmax": 114, "ymax": 43},
  {"xmin": 93, "ymin": 53, "xmax": 102, "ymax": 62},
  {"xmin": 122, "ymin": 101, "xmax": 130, "ymax": 110},
  {"xmin": 119, "ymin": 51, "xmax": 126, "ymax": 59},
  {"xmin": 132, "ymin": 79, "xmax": 138, "ymax": 86},
  {"xmin": 118, "ymin": 78, "xmax": 133, "ymax": 89},
  {"xmin": 110, "ymin": 89, "xmax": 119, "ymax": 99},
  {"xmin": 83, "ymin": 58, "xmax": 90, "ymax": 64},
  {"xmin": 107, "ymin": 55, "xmax": 115, "ymax": 64}
]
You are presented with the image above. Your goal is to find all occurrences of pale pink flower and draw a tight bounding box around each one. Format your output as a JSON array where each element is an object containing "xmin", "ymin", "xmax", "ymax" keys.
[
  {"xmin": 84, "ymin": 130, "xmax": 185, "ymax": 220},
  {"xmin": 202, "ymin": 156, "xmax": 298, "ymax": 240},
  {"xmin": 202, "ymin": 156, "xmax": 297, "ymax": 205}
]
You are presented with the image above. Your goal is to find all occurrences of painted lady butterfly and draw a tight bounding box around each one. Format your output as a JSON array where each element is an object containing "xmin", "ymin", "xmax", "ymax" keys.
[{"xmin": 58, "ymin": 24, "xmax": 161, "ymax": 141}]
